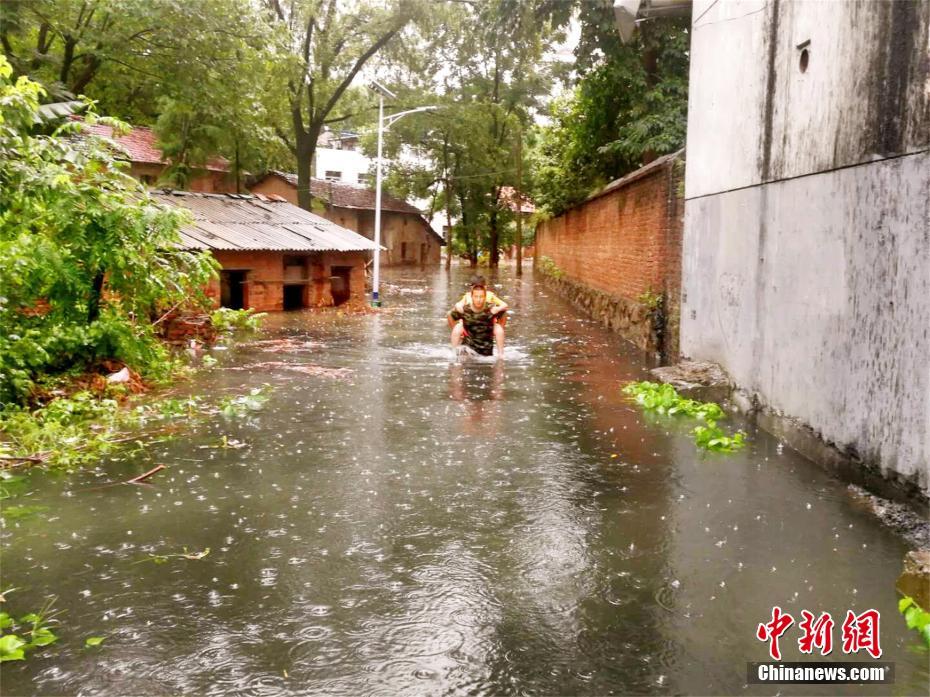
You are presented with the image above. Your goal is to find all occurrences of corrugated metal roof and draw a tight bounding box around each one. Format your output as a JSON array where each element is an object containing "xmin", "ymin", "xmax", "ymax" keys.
[{"xmin": 152, "ymin": 191, "xmax": 381, "ymax": 252}]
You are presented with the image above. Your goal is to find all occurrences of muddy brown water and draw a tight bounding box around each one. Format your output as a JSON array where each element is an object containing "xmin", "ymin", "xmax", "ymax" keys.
[{"xmin": 2, "ymin": 268, "xmax": 927, "ymax": 696}]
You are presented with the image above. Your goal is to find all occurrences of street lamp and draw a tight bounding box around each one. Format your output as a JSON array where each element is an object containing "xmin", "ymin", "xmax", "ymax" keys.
[{"xmin": 368, "ymin": 79, "xmax": 437, "ymax": 307}]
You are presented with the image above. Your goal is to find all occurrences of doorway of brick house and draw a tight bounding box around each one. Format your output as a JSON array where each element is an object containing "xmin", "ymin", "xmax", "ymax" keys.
[
  {"xmin": 330, "ymin": 266, "xmax": 352, "ymax": 306},
  {"xmin": 220, "ymin": 270, "xmax": 247, "ymax": 309}
]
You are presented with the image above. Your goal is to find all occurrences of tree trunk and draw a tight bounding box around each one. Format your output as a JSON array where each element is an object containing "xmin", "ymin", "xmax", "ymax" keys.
[
  {"xmin": 88, "ymin": 271, "xmax": 105, "ymax": 323},
  {"xmin": 444, "ymin": 180, "xmax": 453, "ymax": 270},
  {"xmin": 295, "ymin": 131, "xmax": 314, "ymax": 211},
  {"xmin": 489, "ymin": 207, "xmax": 499, "ymax": 268}
]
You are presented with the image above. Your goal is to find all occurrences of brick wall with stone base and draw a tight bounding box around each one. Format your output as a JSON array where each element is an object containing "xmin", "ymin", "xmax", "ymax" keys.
[{"xmin": 534, "ymin": 152, "xmax": 684, "ymax": 362}]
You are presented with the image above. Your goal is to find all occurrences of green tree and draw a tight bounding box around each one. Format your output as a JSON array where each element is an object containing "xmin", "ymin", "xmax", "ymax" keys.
[
  {"xmin": 0, "ymin": 0, "xmax": 282, "ymax": 187},
  {"xmin": 259, "ymin": 0, "xmax": 427, "ymax": 211},
  {"xmin": 531, "ymin": 5, "xmax": 689, "ymax": 216},
  {"xmin": 377, "ymin": 0, "xmax": 560, "ymax": 266},
  {"xmin": 0, "ymin": 56, "xmax": 216, "ymax": 404}
]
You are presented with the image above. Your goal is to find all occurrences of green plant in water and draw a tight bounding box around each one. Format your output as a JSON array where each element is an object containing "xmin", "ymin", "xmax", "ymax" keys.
[
  {"xmin": 692, "ymin": 421, "xmax": 747, "ymax": 453},
  {"xmin": 621, "ymin": 381, "xmax": 725, "ymax": 421},
  {"xmin": 0, "ymin": 385, "xmax": 272, "ymax": 472},
  {"xmin": 210, "ymin": 307, "xmax": 266, "ymax": 333},
  {"xmin": 218, "ymin": 386, "xmax": 270, "ymax": 418},
  {"xmin": 899, "ymin": 596, "xmax": 930, "ymax": 647},
  {"xmin": 622, "ymin": 381, "xmax": 746, "ymax": 452},
  {"xmin": 0, "ymin": 595, "xmax": 61, "ymax": 662}
]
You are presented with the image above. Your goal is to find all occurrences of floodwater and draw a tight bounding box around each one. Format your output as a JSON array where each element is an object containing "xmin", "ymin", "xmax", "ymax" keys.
[{"xmin": 2, "ymin": 267, "xmax": 927, "ymax": 696}]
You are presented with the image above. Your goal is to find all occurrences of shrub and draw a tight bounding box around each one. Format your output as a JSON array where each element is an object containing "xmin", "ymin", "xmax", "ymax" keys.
[{"xmin": 0, "ymin": 56, "xmax": 217, "ymax": 404}]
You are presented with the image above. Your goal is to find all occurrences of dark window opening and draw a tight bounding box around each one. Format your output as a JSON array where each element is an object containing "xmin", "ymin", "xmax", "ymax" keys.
[
  {"xmin": 420, "ymin": 243, "xmax": 427, "ymax": 264},
  {"xmin": 283, "ymin": 284, "xmax": 304, "ymax": 310},
  {"xmin": 330, "ymin": 266, "xmax": 352, "ymax": 306},
  {"xmin": 401, "ymin": 241, "xmax": 407, "ymax": 259},
  {"xmin": 220, "ymin": 270, "xmax": 247, "ymax": 310}
]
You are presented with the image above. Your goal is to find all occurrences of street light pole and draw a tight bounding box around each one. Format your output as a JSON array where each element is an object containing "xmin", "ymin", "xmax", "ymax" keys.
[
  {"xmin": 372, "ymin": 91, "xmax": 385, "ymax": 307},
  {"xmin": 368, "ymin": 80, "xmax": 437, "ymax": 307}
]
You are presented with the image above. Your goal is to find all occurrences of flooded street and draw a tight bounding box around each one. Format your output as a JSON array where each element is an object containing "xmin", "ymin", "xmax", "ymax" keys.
[{"xmin": 2, "ymin": 268, "xmax": 927, "ymax": 696}]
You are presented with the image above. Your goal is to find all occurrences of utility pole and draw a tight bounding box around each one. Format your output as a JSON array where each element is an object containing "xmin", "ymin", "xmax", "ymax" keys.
[
  {"xmin": 444, "ymin": 139, "xmax": 453, "ymax": 269},
  {"xmin": 515, "ymin": 122, "xmax": 523, "ymax": 277}
]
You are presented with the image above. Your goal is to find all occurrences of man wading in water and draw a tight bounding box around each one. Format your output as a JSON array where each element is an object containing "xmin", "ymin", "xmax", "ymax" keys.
[{"xmin": 447, "ymin": 277, "xmax": 508, "ymax": 358}]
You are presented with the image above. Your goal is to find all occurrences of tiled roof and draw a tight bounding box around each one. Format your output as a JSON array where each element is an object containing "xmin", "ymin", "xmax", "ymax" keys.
[
  {"xmin": 259, "ymin": 172, "xmax": 445, "ymax": 245},
  {"xmin": 73, "ymin": 118, "xmax": 229, "ymax": 172},
  {"xmin": 269, "ymin": 171, "xmax": 424, "ymax": 216},
  {"xmin": 151, "ymin": 191, "xmax": 380, "ymax": 253}
]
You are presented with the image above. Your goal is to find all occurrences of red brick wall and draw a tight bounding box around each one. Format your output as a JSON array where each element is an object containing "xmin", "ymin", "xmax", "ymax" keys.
[
  {"xmin": 536, "ymin": 164, "xmax": 679, "ymax": 299},
  {"xmin": 206, "ymin": 249, "xmax": 368, "ymax": 312},
  {"xmin": 535, "ymin": 155, "xmax": 684, "ymax": 360}
]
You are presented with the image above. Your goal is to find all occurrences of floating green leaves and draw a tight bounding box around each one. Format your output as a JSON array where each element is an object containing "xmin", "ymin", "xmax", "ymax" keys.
[
  {"xmin": 85, "ymin": 636, "xmax": 105, "ymax": 648},
  {"xmin": 0, "ymin": 597, "xmax": 60, "ymax": 662},
  {"xmin": 622, "ymin": 381, "xmax": 746, "ymax": 453},
  {"xmin": 899, "ymin": 596, "xmax": 930, "ymax": 647},
  {"xmin": 218, "ymin": 386, "xmax": 271, "ymax": 418},
  {"xmin": 692, "ymin": 421, "xmax": 747, "ymax": 453}
]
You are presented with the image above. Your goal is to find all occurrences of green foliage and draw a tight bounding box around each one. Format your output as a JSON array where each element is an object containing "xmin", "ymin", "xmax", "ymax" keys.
[
  {"xmin": 622, "ymin": 381, "xmax": 725, "ymax": 421},
  {"xmin": 899, "ymin": 596, "xmax": 930, "ymax": 647},
  {"xmin": 622, "ymin": 381, "xmax": 746, "ymax": 453},
  {"xmin": 0, "ymin": 392, "xmax": 124, "ymax": 468},
  {"xmin": 0, "ymin": 57, "xmax": 218, "ymax": 404},
  {"xmin": 638, "ymin": 289, "xmax": 664, "ymax": 311},
  {"xmin": 1, "ymin": 0, "xmax": 287, "ymax": 181},
  {"xmin": 692, "ymin": 421, "xmax": 747, "ymax": 453},
  {"xmin": 530, "ymin": 8, "xmax": 689, "ymax": 216},
  {"xmin": 537, "ymin": 256, "xmax": 564, "ymax": 280},
  {"xmin": 210, "ymin": 308, "xmax": 266, "ymax": 333},
  {"xmin": 85, "ymin": 636, "xmax": 105, "ymax": 648},
  {"xmin": 0, "ymin": 386, "xmax": 269, "ymax": 470},
  {"xmin": 0, "ymin": 596, "xmax": 60, "ymax": 662},
  {"xmin": 0, "ymin": 504, "xmax": 49, "ymax": 522},
  {"xmin": 218, "ymin": 386, "xmax": 271, "ymax": 418}
]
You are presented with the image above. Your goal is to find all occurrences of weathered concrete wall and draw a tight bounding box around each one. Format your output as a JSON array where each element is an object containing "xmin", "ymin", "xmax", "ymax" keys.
[
  {"xmin": 535, "ymin": 153, "xmax": 685, "ymax": 360},
  {"xmin": 682, "ymin": 0, "xmax": 930, "ymax": 497},
  {"xmin": 686, "ymin": 0, "xmax": 930, "ymax": 199}
]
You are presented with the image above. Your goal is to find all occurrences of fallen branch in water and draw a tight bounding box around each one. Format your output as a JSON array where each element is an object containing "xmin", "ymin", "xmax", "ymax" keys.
[
  {"xmin": 0, "ymin": 455, "xmax": 45, "ymax": 463},
  {"xmin": 125, "ymin": 464, "xmax": 165, "ymax": 484}
]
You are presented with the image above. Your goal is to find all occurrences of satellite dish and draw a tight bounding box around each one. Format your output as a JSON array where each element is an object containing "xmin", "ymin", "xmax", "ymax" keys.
[{"xmin": 613, "ymin": 0, "xmax": 642, "ymax": 44}]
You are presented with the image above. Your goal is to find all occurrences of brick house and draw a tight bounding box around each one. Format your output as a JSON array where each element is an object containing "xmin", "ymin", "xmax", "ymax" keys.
[
  {"xmin": 152, "ymin": 191, "xmax": 379, "ymax": 312},
  {"xmin": 250, "ymin": 171, "xmax": 444, "ymax": 266},
  {"xmin": 76, "ymin": 119, "xmax": 234, "ymax": 193}
]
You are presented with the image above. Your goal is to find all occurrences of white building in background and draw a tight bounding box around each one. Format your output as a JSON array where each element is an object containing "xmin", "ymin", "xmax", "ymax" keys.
[
  {"xmin": 313, "ymin": 131, "xmax": 372, "ymax": 186},
  {"xmin": 312, "ymin": 129, "xmax": 453, "ymax": 240},
  {"xmin": 680, "ymin": 0, "xmax": 929, "ymax": 498}
]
